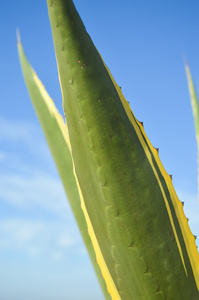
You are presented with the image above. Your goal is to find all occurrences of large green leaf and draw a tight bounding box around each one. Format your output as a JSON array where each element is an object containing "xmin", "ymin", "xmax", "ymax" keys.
[
  {"xmin": 46, "ymin": 1, "xmax": 199, "ymax": 299},
  {"xmin": 17, "ymin": 36, "xmax": 111, "ymax": 300}
]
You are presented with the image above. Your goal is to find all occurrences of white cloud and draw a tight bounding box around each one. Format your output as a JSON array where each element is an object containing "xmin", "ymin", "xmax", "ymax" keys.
[
  {"xmin": 0, "ymin": 116, "xmax": 70, "ymax": 214},
  {"xmin": 27, "ymin": 245, "xmax": 42, "ymax": 257},
  {"xmin": 3, "ymin": 219, "xmax": 42, "ymax": 242},
  {"xmin": 0, "ymin": 217, "xmax": 81, "ymax": 260},
  {"xmin": 0, "ymin": 170, "xmax": 68, "ymax": 214},
  {"xmin": 0, "ymin": 117, "xmax": 84, "ymax": 262},
  {"xmin": 0, "ymin": 116, "xmax": 53, "ymax": 162},
  {"xmin": 0, "ymin": 117, "xmax": 39, "ymax": 143},
  {"xmin": 0, "ymin": 218, "xmax": 45, "ymax": 248},
  {"xmin": 57, "ymin": 234, "xmax": 76, "ymax": 248},
  {"xmin": 52, "ymin": 251, "xmax": 64, "ymax": 261}
]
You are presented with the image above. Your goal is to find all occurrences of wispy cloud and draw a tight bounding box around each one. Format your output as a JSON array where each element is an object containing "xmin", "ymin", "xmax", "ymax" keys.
[
  {"xmin": 0, "ymin": 117, "xmax": 84, "ymax": 262},
  {"xmin": 0, "ymin": 117, "xmax": 40, "ymax": 144},
  {"xmin": 0, "ymin": 217, "xmax": 80, "ymax": 259},
  {"xmin": 57, "ymin": 234, "xmax": 76, "ymax": 248},
  {"xmin": 0, "ymin": 116, "xmax": 52, "ymax": 161},
  {"xmin": 0, "ymin": 116, "xmax": 68, "ymax": 212},
  {"xmin": 0, "ymin": 170, "xmax": 68, "ymax": 213}
]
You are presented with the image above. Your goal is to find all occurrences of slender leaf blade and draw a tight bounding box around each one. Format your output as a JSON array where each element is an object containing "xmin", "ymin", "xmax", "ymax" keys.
[
  {"xmin": 185, "ymin": 64, "xmax": 199, "ymax": 201},
  {"xmin": 17, "ymin": 38, "xmax": 111, "ymax": 300}
]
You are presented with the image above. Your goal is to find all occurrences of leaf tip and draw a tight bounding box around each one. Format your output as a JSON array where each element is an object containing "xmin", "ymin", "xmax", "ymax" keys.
[
  {"xmin": 183, "ymin": 55, "xmax": 190, "ymax": 76},
  {"xmin": 183, "ymin": 54, "xmax": 188, "ymax": 67},
  {"xmin": 16, "ymin": 28, "xmax": 21, "ymax": 44}
]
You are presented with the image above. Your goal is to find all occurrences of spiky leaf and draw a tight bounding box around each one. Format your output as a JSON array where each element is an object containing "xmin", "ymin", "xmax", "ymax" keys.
[
  {"xmin": 185, "ymin": 64, "xmax": 199, "ymax": 200},
  {"xmin": 46, "ymin": 1, "xmax": 199, "ymax": 298},
  {"xmin": 17, "ymin": 38, "xmax": 111, "ymax": 300}
]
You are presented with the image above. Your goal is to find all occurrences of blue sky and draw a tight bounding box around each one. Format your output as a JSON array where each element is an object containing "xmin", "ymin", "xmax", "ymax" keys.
[{"xmin": 1, "ymin": 0, "xmax": 199, "ymax": 299}]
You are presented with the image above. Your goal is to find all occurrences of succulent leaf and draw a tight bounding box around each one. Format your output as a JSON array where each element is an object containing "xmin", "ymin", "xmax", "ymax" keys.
[
  {"xmin": 185, "ymin": 64, "xmax": 199, "ymax": 201},
  {"xmin": 17, "ymin": 38, "xmax": 111, "ymax": 300},
  {"xmin": 46, "ymin": 1, "xmax": 199, "ymax": 299}
]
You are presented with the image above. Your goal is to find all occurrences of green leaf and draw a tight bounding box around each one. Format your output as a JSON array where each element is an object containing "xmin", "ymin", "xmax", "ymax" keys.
[
  {"xmin": 185, "ymin": 63, "xmax": 199, "ymax": 201},
  {"xmin": 17, "ymin": 36, "xmax": 111, "ymax": 300},
  {"xmin": 185, "ymin": 64, "xmax": 199, "ymax": 144},
  {"xmin": 46, "ymin": 1, "xmax": 199, "ymax": 299}
]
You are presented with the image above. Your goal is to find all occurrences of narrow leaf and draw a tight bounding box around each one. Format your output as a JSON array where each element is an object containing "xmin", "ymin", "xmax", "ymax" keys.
[
  {"xmin": 185, "ymin": 64, "xmax": 199, "ymax": 201},
  {"xmin": 17, "ymin": 37, "xmax": 111, "ymax": 300}
]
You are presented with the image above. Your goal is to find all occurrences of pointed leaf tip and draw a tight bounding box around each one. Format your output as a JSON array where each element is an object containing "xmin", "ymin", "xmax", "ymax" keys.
[
  {"xmin": 16, "ymin": 28, "xmax": 21, "ymax": 44},
  {"xmin": 183, "ymin": 55, "xmax": 188, "ymax": 68}
]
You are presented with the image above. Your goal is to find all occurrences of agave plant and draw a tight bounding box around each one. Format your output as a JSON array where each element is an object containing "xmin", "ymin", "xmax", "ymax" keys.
[
  {"xmin": 185, "ymin": 64, "xmax": 199, "ymax": 202},
  {"xmin": 18, "ymin": 0, "xmax": 199, "ymax": 299}
]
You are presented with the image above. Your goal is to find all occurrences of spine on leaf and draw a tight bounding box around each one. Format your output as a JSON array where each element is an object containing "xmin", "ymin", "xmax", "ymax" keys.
[{"xmin": 45, "ymin": 1, "xmax": 199, "ymax": 299}]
